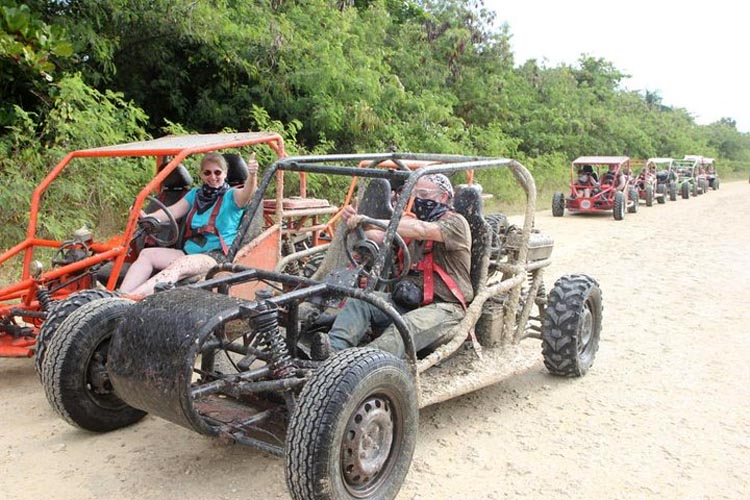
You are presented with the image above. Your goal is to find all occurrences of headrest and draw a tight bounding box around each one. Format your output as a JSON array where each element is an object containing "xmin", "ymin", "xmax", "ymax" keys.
[
  {"xmin": 223, "ymin": 153, "xmax": 249, "ymax": 186},
  {"xmin": 454, "ymin": 184, "xmax": 484, "ymax": 218},
  {"xmin": 161, "ymin": 164, "xmax": 193, "ymax": 190},
  {"xmin": 358, "ymin": 178, "xmax": 394, "ymax": 220}
]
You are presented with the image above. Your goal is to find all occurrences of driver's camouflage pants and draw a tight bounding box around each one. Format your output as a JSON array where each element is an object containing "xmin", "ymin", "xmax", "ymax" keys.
[{"xmin": 328, "ymin": 292, "xmax": 464, "ymax": 358}]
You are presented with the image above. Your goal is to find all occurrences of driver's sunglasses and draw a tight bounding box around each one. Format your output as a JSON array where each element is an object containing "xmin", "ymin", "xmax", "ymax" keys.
[
  {"xmin": 413, "ymin": 188, "xmax": 441, "ymax": 198},
  {"xmin": 202, "ymin": 169, "xmax": 224, "ymax": 177}
]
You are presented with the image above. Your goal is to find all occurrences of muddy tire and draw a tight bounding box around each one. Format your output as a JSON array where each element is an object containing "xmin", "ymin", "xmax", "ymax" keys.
[
  {"xmin": 656, "ymin": 184, "xmax": 666, "ymax": 204},
  {"xmin": 41, "ymin": 298, "xmax": 146, "ymax": 432},
  {"xmin": 35, "ymin": 289, "xmax": 120, "ymax": 377},
  {"xmin": 713, "ymin": 178, "xmax": 720, "ymax": 190},
  {"xmin": 669, "ymin": 182, "xmax": 677, "ymax": 201},
  {"xmin": 691, "ymin": 181, "xmax": 698, "ymax": 197},
  {"xmin": 645, "ymin": 185, "xmax": 654, "ymax": 207},
  {"xmin": 551, "ymin": 192, "xmax": 565, "ymax": 217},
  {"xmin": 286, "ymin": 348, "xmax": 418, "ymax": 500},
  {"xmin": 613, "ymin": 191, "xmax": 625, "ymax": 221},
  {"xmin": 542, "ymin": 274, "xmax": 602, "ymax": 377},
  {"xmin": 681, "ymin": 182, "xmax": 690, "ymax": 199},
  {"xmin": 627, "ymin": 187, "xmax": 638, "ymax": 213}
]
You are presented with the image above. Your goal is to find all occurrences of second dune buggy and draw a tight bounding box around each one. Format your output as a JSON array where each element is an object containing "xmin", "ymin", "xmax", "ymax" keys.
[
  {"xmin": 40, "ymin": 153, "xmax": 603, "ymax": 500},
  {"xmin": 552, "ymin": 155, "xmax": 637, "ymax": 220}
]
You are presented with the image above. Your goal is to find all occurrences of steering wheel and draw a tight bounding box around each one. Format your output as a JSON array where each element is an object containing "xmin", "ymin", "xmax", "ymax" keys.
[
  {"xmin": 133, "ymin": 195, "xmax": 180, "ymax": 247},
  {"xmin": 343, "ymin": 216, "xmax": 411, "ymax": 285}
]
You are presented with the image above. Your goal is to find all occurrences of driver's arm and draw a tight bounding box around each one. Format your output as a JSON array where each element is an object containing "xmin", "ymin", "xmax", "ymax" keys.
[
  {"xmin": 343, "ymin": 206, "xmax": 444, "ymax": 243},
  {"xmin": 145, "ymin": 198, "xmax": 189, "ymax": 221}
]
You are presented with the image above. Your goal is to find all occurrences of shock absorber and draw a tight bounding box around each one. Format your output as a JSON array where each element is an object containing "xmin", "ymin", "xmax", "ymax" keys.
[
  {"xmin": 36, "ymin": 288, "xmax": 54, "ymax": 312},
  {"xmin": 248, "ymin": 300, "xmax": 294, "ymax": 379},
  {"xmin": 282, "ymin": 236, "xmax": 301, "ymax": 276}
]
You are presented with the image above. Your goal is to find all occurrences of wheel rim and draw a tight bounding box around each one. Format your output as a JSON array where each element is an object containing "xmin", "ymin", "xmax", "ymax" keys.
[
  {"xmin": 577, "ymin": 303, "xmax": 594, "ymax": 358},
  {"xmin": 341, "ymin": 392, "xmax": 401, "ymax": 497},
  {"xmin": 85, "ymin": 336, "xmax": 129, "ymax": 411}
]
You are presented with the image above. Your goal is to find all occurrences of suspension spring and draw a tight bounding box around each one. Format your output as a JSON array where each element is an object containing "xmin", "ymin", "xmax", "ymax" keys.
[
  {"xmin": 249, "ymin": 302, "xmax": 294, "ymax": 378},
  {"xmin": 527, "ymin": 271, "xmax": 546, "ymax": 301},
  {"xmin": 36, "ymin": 289, "xmax": 54, "ymax": 312},
  {"xmin": 282, "ymin": 237, "xmax": 301, "ymax": 276}
]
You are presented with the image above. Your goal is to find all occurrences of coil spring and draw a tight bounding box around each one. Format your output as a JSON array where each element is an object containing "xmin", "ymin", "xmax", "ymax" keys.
[
  {"xmin": 282, "ymin": 237, "xmax": 301, "ymax": 276},
  {"xmin": 36, "ymin": 289, "xmax": 54, "ymax": 311},
  {"xmin": 251, "ymin": 302, "xmax": 294, "ymax": 378}
]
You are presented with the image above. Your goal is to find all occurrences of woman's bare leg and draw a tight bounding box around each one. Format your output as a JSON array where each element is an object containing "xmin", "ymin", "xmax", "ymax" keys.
[
  {"xmin": 129, "ymin": 253, "xmax": 218, "ymax": 296},
  {"xmin": 120, "ymin": 247, "xmax": 186, "ymax": 293}
]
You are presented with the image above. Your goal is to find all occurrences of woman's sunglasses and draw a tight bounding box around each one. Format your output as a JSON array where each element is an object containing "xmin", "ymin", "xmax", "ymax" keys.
[{"xmin": 202, "ymin": 169, "xmax": 224, "ymax": 177}]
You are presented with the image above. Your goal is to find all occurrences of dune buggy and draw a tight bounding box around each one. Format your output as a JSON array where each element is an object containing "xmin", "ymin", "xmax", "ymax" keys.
[
  {"xmin": 685, "ymin": 155, "xmax": 719, "ymax": 190},
  {"xmin": 648, "ymin": 157, "xmax": 678, "ymax": 201},
  {"xmin": 0, "ymin": 133, "xmax": 337, "ymax": 364},
  {"xmin": 40, "ymin": 153, "xmax": 602, "ymax": 500},
  {"xmin": 633, "ymin": 159, "xmax": 669, "ymax": 206},
  {"xmin": 552, "ymin": 156, "xmax": 637, "ymax": 220},
  {"xmin": 673, "ymin": 158, "xmax": 708, "ymax": 198}
]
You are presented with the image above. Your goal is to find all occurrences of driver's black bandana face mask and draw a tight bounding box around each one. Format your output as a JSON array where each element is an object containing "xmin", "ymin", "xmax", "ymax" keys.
[{"xmin": 413, "ymin": 197, "xmax": 450, "ymax": 222}]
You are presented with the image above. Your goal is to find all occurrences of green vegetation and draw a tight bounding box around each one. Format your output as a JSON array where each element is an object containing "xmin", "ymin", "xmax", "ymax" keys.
[{"xmin": 2, "ymin": 0, "xmax": 749, "ymax": 251}]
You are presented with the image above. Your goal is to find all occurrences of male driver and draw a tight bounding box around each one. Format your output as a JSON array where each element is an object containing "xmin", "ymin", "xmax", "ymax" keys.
[{"xmin": 313, "ymin": 173, "xmax": 473, "ymax": 359}]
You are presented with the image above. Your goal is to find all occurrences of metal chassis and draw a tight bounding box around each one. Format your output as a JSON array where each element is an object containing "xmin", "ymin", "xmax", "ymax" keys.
[{"xmin": 112, "ymin": 153, "xmax": 552, "ymax": 454}]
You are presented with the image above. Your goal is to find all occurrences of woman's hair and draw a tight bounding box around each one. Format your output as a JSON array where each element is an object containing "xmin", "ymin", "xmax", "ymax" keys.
[{"xmin": 200, "ymin": 152, "xmax": 228, "ymax": 172}]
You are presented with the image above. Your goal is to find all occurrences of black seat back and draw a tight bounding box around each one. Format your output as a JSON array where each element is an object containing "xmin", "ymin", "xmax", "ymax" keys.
[
  {"xmin": 453, "ymin": 185, "xmax": 491, "ymax": 297},
  {"xmin": 311, "ymin": 178, "xmax": 393, "ymax": 280},
  {"xmin": 145, "ymin": 164, "xmax": 193, "ymax": 212},
  {"xmin": 224, "ymin": 154, "xmax": 249, "ymax": 187}
]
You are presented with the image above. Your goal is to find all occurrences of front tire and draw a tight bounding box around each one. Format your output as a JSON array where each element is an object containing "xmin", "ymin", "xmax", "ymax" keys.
[
  {"xmin": 656, "ymin": 184, "xmax": 666, "ymax": 204},
  {"xmin": 35, "ymin": 289, "xmax": 120, "ymax": 376},
  {"xmin": 681, "ymin": 182, "xmax": 690, "ymax": 199},
  {"xmin": 613, "ymin": 191, "xmax": 625, "ymax": 221},
  {"xmin": 552, "ymin": 192, "xmax": 565, "ymax": 217},
  {"xmin": 542, "ymin": 274, "xmax": 602, "ymax": 377},
  {"xmin": 627, "ymin": 187, "xmax": 638, "ymax": 213},
  {"xmin": 286, "ymin": 348, "xmax": 418, "ymax": 500},
  {"xmin": 41, "ymin": 298, "xmax": 146, "ymax": 432},
  {"xmin": 645, "ymin": 185, "xmax": 654, "ymax": 206},
  {"xmin": 668, "ymin": 182, "xmax": 677, "ymax": 201}
]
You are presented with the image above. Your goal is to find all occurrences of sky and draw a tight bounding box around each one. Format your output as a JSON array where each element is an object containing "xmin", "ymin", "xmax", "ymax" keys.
[{"xmin": 485, "ymin": 0, "xmax": 750, "ymax": 132}]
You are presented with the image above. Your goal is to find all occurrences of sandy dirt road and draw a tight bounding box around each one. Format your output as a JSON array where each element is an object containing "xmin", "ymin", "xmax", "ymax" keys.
[{"xmin": 2, "ymin": 181, "xmax": 749, "ymax": 499}]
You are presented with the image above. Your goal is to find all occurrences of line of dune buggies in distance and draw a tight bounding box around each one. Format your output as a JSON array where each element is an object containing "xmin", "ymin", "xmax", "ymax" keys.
[{"xmin": 551, "ymin": 155, "xmax": 719, "ymax": 220}]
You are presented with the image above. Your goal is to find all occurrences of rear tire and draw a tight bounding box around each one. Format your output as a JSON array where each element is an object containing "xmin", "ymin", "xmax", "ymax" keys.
[
  {"xmin": 286, "ymin": 348, "xmax": 418, "ymax": 500},
  {"xmin": 35, "ymin": 289, "xmax": 120, "ymax": 377},
  {"xmin": 552, "ymin": 192, "xmax": 565, "ymax": 217},
  {"xmin": 613, "ymin": 191, "xmax": 625, "ymax": 221},
  {"xmin": 542, "ymin": 274, "xmax": 602, "ymax": 377},
  {"xmin": 41, "ymin": 298, "xmax": 146, "ymax": 432}
]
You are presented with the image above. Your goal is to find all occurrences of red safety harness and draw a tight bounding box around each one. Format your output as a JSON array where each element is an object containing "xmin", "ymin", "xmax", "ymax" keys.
[
  {"xmin": 398, "ymin": 237, "xmax": 481, "ymax": 356},
  {"xmin": 398, "ymin": 239, "xmax": 467, "ymax": 310},
  {"xmin": 415, "ymin": 240, "xmax": 467, "ymax": 310},
  {"xmin": 183, "ymin": 194, "xmax": 229, "ymax": 255}
]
